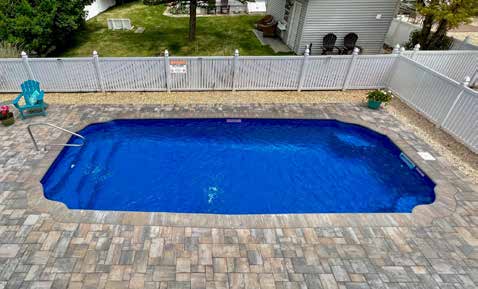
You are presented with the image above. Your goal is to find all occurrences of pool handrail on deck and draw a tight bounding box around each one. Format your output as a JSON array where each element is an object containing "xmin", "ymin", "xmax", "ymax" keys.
[{"xmin": 27, "ymin": 122, "xmax": 86, "ymax": 151}]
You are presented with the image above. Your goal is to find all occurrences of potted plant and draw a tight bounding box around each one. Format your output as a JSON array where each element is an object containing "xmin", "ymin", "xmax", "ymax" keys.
[
  {"xmin": 366, "ymin": 89, "xmax": 392, "ymax": 109},
  {"xmin": 1, "ymin": 105, "xmax": 15, "ymax": 126}
]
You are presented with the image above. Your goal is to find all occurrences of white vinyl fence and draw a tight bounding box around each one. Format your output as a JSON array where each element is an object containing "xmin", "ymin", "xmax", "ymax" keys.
[
  {"xmin": 402, "ymin": 50, "xmax": 478, "ymax": 84},
  {"xmin": 0, "ymin": 48, "xmax": 477, "ymax": 152},
  {"xmin": 0, "ymin": 50, "xmax": 395, "ymax": 93},
  {"xmin": 389, "ymin": 56, "xmax": 478, "ymax": 153}
]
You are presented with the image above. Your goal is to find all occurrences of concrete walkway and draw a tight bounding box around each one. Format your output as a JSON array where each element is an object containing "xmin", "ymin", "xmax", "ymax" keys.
[{"xmin": 252, "ymin": 30, "xmax": 292, "ymax": 53}]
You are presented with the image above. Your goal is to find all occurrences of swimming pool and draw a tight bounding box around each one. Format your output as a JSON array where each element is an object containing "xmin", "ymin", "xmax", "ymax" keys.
[{"xmin": 41, "ymin": 119, "xmax": 435, "ymax": 214}]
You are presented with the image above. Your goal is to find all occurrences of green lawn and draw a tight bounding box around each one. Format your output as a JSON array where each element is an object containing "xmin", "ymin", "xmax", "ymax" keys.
[{"xmin": 61, "ymin": 1, "xmax": 283, "ymax": 57}]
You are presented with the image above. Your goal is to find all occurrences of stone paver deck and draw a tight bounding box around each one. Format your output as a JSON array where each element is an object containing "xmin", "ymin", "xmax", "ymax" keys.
[{"xmin": 1, "ymin": 103, "xmax": 477, "ymax": 289}]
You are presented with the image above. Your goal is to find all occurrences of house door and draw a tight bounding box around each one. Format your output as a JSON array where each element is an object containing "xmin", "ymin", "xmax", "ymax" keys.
[{"xmin": 286, "ymin": 1, "xmax": 302, "ymax": 50}]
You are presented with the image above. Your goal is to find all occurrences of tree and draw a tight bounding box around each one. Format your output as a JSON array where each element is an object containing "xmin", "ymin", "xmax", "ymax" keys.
[
  {"xmin": 0, "ymin": 0, "xmax": 93, "ymax": 55},
  {"xmin": 189, "ymin": 0, "xmax": 197, "ymax": 41},
  {"xmin": 408, "ymin": 0, "xmax": 478, "ymax": 50}
]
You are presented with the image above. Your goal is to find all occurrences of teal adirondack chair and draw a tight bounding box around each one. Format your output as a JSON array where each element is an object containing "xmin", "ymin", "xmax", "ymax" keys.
[{"xmin": 13, "ymin": 80, "xmax": 48, "ymax": 119}]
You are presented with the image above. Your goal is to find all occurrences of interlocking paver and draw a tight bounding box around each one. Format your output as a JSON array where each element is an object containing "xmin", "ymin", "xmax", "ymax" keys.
[
  {"xmin": 0, "ymin": 244, "xmax": 20, "ymax": 258},
  {"xmin": 0, "ymin": 103, "xmax": 476, "ymax": 289}
]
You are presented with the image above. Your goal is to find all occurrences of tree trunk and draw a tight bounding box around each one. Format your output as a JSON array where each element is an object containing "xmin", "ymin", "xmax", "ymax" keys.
[
  {"xmin": 420, "ymin": 14, "xmax": 434, "ymax": 48},
  {"xmin": 427, "ymin": 19, "xmax": 448, "ymax": 49},
  {"xmin": 189, "ymin": 0, "xmax": 197, "ymax": 41}
]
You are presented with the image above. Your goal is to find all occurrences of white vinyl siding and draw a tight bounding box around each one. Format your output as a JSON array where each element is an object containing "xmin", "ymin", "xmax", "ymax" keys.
[
  {"xmin": 85, "ymin": 0, "xmax": 116, "ymax": 20},
  {"xmin": 298, "ymin": 0, "xmax": 399, "ymax": 55}
]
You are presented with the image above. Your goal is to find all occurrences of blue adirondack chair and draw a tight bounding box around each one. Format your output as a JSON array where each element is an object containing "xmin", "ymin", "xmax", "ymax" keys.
[{"xmin": 13, "ymin": 80, "xmax": 47, "ymax": 119}]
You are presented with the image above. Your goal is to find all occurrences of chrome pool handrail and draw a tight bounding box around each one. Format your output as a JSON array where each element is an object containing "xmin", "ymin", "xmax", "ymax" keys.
[{"xmin": 27, "ymin": 122, "xmax": 86, "ymax": 151}]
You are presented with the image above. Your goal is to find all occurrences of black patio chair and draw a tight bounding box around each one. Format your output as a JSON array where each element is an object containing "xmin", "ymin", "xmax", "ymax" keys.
[
  {"xmin": 340, "ymin": 33, "xmax": 361, "ymax": 54},
  {"xmin": 220, "ymin": 5, "xmax": 230, "ymax": 14},
  {"xmin": 321, "ymin": 33, "xmax": 338, "ymax": 55}
]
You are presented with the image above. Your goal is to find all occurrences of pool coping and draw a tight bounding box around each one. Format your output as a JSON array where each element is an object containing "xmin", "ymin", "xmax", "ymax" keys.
[{"xmin": 25, "ymin": 108, "xmax": 458, "ymax": 228}]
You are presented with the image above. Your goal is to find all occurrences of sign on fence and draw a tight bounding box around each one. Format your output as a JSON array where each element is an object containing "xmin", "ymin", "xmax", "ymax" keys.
[{"xmin": 169, "ymin": 60, "xmax": 187, "ymax": 74}]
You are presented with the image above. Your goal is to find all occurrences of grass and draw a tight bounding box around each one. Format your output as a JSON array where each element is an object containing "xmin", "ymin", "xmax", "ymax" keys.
[{"xmin": 60, "ymin": 1, "xmax": 284, "ymax": 57}]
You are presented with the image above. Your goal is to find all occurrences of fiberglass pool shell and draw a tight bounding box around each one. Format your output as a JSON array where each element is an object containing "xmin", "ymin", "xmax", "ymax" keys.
[{"xmin": 40, "ymin": 119, "xmax": 436, "ymax": 214}]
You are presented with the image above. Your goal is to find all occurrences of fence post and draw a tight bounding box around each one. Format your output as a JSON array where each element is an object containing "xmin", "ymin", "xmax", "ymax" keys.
[
  {"xmin": 297, "ymin": 46, "xmax": 310, "ymax": 91},
  {"xmin": 411, "ymin": 44, "xmax": 420, "ymax": 59},
  {"xmin": 92, "ymin": 51, "xmax": 105, "ymax": 92},
  {"xmin": 164, "ymin": 50, "xmax": 171, "ymax": 92},
  {"xmin": 392, "ymin": 44, "xmax": 400, "ymax": 54},
  {"xmin": 232, "ymin": 49, "xmax": 239, "ymax": 91},
  {"xmin": 440, "ymin": 76, "xmax": 470, "ymax": 128},
  {"xmin": 385, "ymin": 44, "xmax": 401, "ymax": 88},
  {"xmin": 342, "ymin": 47, "xmax": 360, "ymax": 91},
  {"xmin": 21, "ymin": 51, "xmax": 35, "ymax": 80},
  {"xmin": 470, "ymin": 68, "xmax": 478, "ymax": 88}
]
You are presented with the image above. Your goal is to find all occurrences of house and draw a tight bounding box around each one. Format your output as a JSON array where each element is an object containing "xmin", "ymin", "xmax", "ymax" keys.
[
  {"xmin": 85, "ymin": 0, "xmax": 116, "ymax": 20},
  {"xmin": 207, "ymin": 0, "xmax": 267, "ymax": 14},
  {"xmin": 266, "ymin": 0, "xmax": 400, "ymax": 54}
]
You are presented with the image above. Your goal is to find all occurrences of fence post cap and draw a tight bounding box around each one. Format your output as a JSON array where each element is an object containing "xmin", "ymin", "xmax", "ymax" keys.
[
  {"xmin": 393, "ymin": 44, "xmax": 400, "ymax": 54},
  {"xmin": 400, "ymin": 47, "xmax": 406, "ymax": 53},
  {"xmin": 413, "ymin": 44, "xmax": 420, "ymax": 51},
  {"xmin": 234, "ymin": 49, "xmax": 239, "ymax": 56},
  {"xmin": 92, "ymin": 50, "xmax": 98, "ymax": 56},
  {"xmin": 463, "ymin": 35, "xmax": 471, "ymax": 44},
  {"xmin": 462, "ymin": 76, "xmax": 471, "ymax": 86},
  {"xmin": 304, "ymin": 46, "xmax": 310, "ymax": 56},
  {"xmin": 21, "ymin": 51, "xmax": 27, "ymax": 57},
  {"xmin": 352, "ymin": 47, "xmax": 360, "ymax": 55},
  {"xmin": 164, "ymin": 50, "xmax": 169, "ymax": 56}
]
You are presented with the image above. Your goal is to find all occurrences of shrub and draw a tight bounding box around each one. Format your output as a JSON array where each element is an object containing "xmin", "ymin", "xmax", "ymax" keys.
[
  {"xmin": 0, "ymin": 0, "xmax": 93, "ymax": 56},
  {"xmin": 405, "ymin": 29, "xmax": 453, "ymax": 50},
  {"xmin": 366, "ymin": 90, "xmax": 393, "ymax": 103}
]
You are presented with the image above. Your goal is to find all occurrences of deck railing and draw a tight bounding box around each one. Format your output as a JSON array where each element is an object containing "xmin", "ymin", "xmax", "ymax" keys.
[{"xmin": 0, "ymin": 48, "xmax": 477, "ymax": 152}]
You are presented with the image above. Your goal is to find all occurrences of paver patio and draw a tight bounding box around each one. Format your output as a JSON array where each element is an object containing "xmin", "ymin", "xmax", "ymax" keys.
[{"xmin": 0, "ymin": 102, "xmax": 477, "ymax": 289}]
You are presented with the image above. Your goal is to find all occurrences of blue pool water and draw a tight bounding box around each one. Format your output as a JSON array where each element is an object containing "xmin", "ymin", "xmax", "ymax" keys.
[{"xmin": 41, "ymin": 119, "xmax": 435, "ymax": 214}]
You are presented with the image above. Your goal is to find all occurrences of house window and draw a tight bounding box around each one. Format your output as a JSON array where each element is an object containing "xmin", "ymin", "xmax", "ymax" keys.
[{"xmin": 284, "ymin": 0, "xmax": 294, "ymax": 24}]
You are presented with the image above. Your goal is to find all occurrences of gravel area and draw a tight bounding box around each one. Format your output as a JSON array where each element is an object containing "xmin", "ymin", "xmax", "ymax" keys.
[
  {"xmin": 0, "ymin": 90, "xmax": 367, "ymax": 105},
  {"xmin": 1, "ymin": 90, "xmax": 476, "ymax": 184},
  {"xmin": 387, "ymin": 98, "xmax": 478, "ymax": 184}
]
